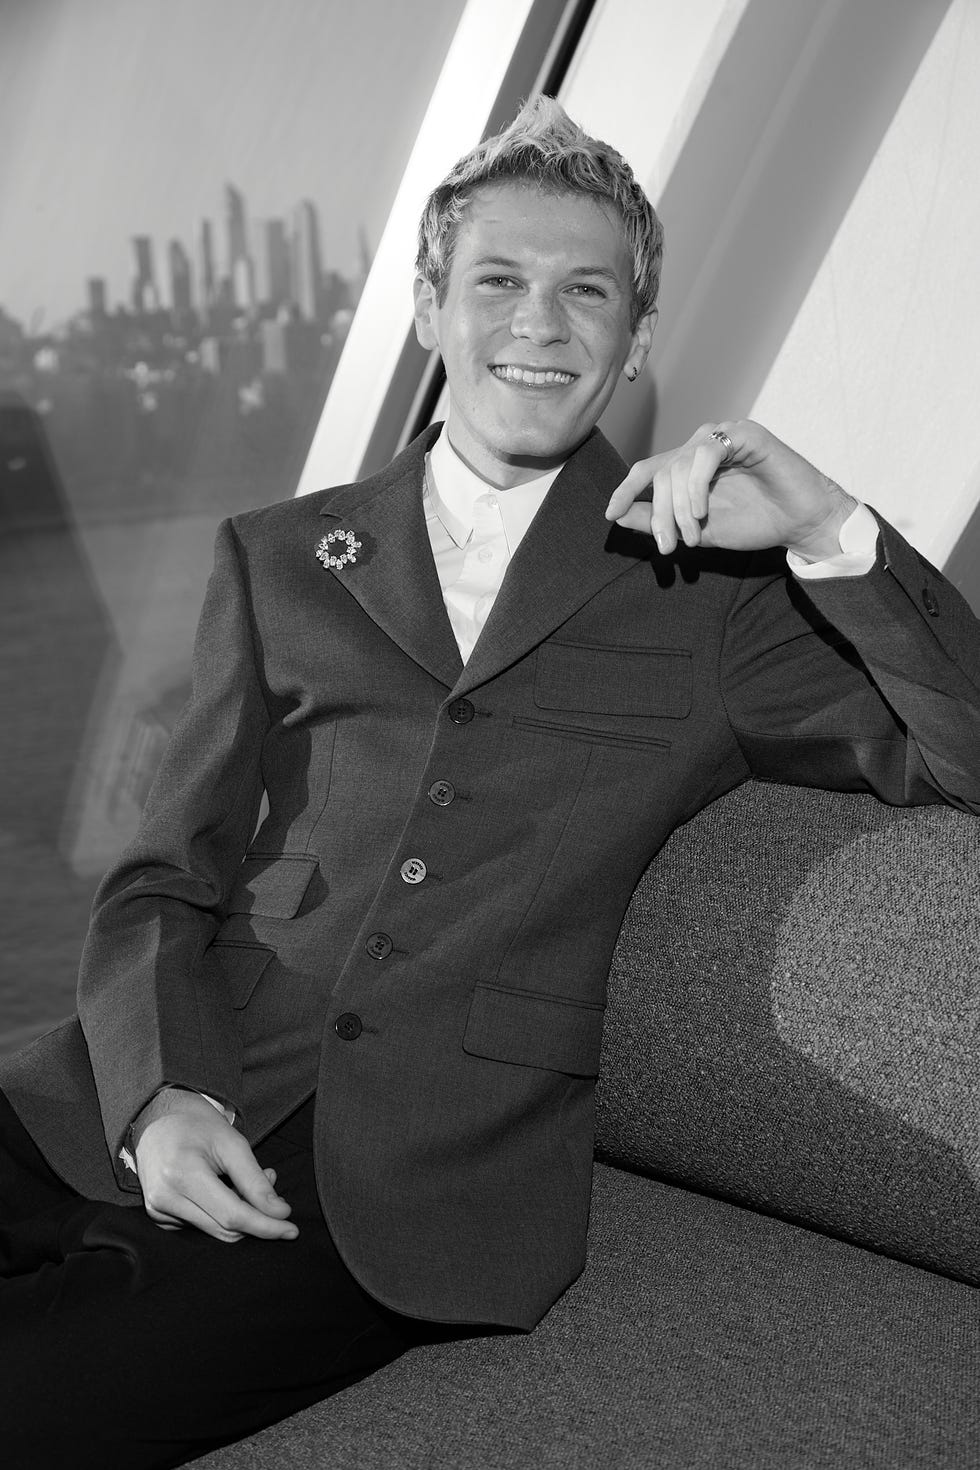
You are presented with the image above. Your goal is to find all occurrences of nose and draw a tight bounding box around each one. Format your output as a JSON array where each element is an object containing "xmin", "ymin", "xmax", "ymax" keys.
[{"xmin": 509, "ymin": 288, "xmax": 570, "ymax": 346}]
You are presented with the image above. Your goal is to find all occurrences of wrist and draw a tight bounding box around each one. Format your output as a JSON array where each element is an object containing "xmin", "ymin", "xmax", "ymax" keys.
[
  {"xmin": 786, "ymin": 482, "xmax": 858, "ymax": 562},
  {"xmin": 130, "ymin": 1086, "xmax": 222, "ymax": 1153}
]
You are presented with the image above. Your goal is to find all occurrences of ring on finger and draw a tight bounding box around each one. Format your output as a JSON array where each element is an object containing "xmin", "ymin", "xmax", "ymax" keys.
[{"xmin": 709, "ymin": 428, "xmax": 734, "ymax": 463}]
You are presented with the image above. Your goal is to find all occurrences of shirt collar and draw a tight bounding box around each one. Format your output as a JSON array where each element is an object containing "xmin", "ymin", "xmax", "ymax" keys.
[{"xmin": 424, "ymin": 425, "xmax": 564, "ymax": 551}]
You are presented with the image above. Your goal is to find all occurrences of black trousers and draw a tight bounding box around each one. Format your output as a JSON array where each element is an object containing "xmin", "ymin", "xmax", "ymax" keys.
[{"xmin": 0, "ymin": 1089, "xmax": 425, "ymax": 1469}]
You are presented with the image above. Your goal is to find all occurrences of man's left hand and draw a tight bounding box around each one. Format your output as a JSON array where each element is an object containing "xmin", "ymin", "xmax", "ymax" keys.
[{"xmin": 606, "ymin": 419, "xmax": 857, "ymax": 562}]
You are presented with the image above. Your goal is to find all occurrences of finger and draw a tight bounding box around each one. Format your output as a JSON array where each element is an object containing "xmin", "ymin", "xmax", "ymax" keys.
[
  {"xmin": 214, "ymin": 1132, "xmax": 294, "ymax": 1221},
  {"xmin": 669, "ymin": 456, "xmax": 701, "ymax": 548},
  {"xmin": 672, "ymin": 441, "xmax": 718, "ymax": 546},
  {"xmin": 688, "ymin": 440, "xmax": 719, "ymax": 522},
  {"xmin": 263, "ymin": 1167, "xmax": 277, "ymax": 1185},
  {"xmin": 604, "ymin": 454, "xmax": 668, "ymax": 521},
  {"xmin": 145, "ymin": 1191, "xmax": 245, "ymax": 1243},
  {"xmin": 176, "ymin": 1164, "xmax": 299, "ymax": 1242},
  {"xmin": 650, "ymin": 464, "xmax": 679, "ymax": 554}
]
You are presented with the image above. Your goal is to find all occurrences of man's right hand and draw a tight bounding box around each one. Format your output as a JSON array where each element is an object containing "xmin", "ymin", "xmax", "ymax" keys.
[{"xmin": 132, "ymin": 1088, "xmax": 299, "ymax": 1243}]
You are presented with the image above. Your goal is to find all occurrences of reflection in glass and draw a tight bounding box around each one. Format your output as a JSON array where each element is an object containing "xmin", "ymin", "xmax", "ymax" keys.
[{"xmin": 0, "ymin": 0, "xmax": 467, "ymax": 1050}]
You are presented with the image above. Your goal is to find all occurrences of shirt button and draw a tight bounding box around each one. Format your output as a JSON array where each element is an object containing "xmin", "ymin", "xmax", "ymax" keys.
[
  {"xmin": 447, "ymin": 698, "xmax": 475, "ymax": 724},
  {"xmin": 400, "ymin": 857, "xmax": 427, "ymax": 884},
  {"xmin": 365, "ymin": 932, "xmax": 393, "ymax": 960},
  {"xmin": 335, "ymin": 1013, "xmax": 362, "ymax": 1040},
  {"xmin": 922, "ymin": 586, "xmax": 940, "ymax": 617},
  {"xmin": 477, "ymin": 546, "xmax": 494, "ymax": 563},
  {"xmin": 428, "ymin": 780, "xmax": 456, "ymax": 807}
]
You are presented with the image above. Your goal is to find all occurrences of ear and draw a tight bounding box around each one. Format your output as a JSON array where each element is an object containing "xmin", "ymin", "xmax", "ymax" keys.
[
  {"xmin": 413, "ymin": 276, "xmax": 440, "ymax": 350},
  {"xmin": 624, "ymin": 307, "xmax": 658, "ymax": 379}
]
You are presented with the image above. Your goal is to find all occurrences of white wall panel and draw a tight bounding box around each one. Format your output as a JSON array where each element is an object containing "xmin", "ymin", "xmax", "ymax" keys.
[
  {"xmin": 751, "ymin": 0, "xmax": 980, "ymax": 572},
  {"xmin": 560, "ymin": 0, "xmax": 975, "ymax": 591}
]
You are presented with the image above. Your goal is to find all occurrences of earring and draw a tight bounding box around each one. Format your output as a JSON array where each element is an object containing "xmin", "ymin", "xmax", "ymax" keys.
[{"xmin": 626, "ymin": 366, "xmax": 638, "ymax": 382}]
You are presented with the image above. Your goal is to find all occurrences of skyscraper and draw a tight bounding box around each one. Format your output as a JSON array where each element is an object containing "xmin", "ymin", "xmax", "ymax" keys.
[
  {"xmin": 254, "ymin": 219, "xmax": 291, "ymax": 309},
  {"xmin": 131, "ymin": 236, "xmax": 158, "ymax": 313},
  {"xmin": 225, "ymin": 184, "xmax": 254, "ymax": 310},
  {"xmin": 168, "ymin": 241, "xmax": 193, "ymax": 315},
  {"xmin": 87, "ymin": 279, "xmax": 108, "ymax": 317},
  {"xmin": 198, "ymin": 220, "xmax": 216, "ymax": 311},
  {"xmin": 291, "ymin": 200, "xmax": 323, "ymax": 321}
]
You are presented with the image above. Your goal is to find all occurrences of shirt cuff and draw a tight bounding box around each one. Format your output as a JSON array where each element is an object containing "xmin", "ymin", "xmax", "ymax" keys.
[
  {"xmin": 786, "ymin": 502, "xmax": 879, "ymax": 579},
  {"xmin": 120, "ymin": 1090, "xmax": 234, "ymax": 1175}
]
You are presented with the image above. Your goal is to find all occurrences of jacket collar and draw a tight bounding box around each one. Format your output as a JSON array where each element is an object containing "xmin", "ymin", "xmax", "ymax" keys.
[
  {"xmin": 317, "ymin": 424, "xmax": 463, "ymax": 688},
  {"xmin": 451, "ymin": 429, "xmax": 650, "ymax": 696},
  {"xmin": 316, "ymin": 425, "xmax": 649, "ymax": 694}
]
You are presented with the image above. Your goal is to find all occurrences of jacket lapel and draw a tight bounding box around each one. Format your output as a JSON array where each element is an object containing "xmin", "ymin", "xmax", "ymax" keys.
[
  {"xmin": 317, "ymin": 427, "xmax": 463, "ymax": 689},
  {"xmin": 453, "ymin": 430, "xmax": 651, "ymax": 696}
]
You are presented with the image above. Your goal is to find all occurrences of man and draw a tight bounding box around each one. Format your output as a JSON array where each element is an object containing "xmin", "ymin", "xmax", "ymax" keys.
[{"xmin": 2, "ymin": 98, "xmax": 978, "ymax": 1468}]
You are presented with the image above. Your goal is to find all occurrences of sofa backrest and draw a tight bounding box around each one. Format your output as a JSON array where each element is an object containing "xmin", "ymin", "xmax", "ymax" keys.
[{"xmin": 595, "ymin": 781, "xmax": 980, "ymax": 1284}]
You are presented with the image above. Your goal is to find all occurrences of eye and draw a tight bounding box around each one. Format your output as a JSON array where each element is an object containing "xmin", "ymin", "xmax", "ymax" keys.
[
  {"xmin": 479, "ymin": 275, "xmax": 519, "ymax": 289},
  {"xmin": 566, "ymin": 283, "xmax": 606, "ymax": 299}
]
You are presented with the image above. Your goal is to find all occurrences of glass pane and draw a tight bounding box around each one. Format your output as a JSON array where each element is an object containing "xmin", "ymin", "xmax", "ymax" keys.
[{"xmin": 0, "ymin": 0, "xmax": 467, "ymax": 1051}]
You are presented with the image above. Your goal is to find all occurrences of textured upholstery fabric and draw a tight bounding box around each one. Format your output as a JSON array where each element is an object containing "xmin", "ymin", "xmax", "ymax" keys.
[
  {"xmin": 191, "ymin": 1164, "xmax": 980, "ymax": 1469},
  {"xmin": 596, "ymin": 782, "xmax": 980, "ymax": 1283},
  {"xmin": 187, "ymin": 785, "xmax": 980, "ymax": 1467}
]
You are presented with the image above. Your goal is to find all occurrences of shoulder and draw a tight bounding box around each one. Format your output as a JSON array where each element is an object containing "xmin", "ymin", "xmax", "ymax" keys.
[{"xmin": 226, "ymin": 423, "xmax": 441, "ymax": 548}]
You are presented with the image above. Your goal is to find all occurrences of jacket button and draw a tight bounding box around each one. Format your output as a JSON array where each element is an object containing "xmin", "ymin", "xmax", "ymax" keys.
[
  {"xmin": 365, "ymin": 932, "xmax": 393, "ymax": 960},
  {"xmin": 400, "ymin": 857, "xmax": 427, "ymax": 884},
  {"xmin": 922, "ymin": 586, "xmax": 940, "ymax": 617},
  {"xmin": 335, "ymin": 1013, "xmax": 362, "ymax": 1040},
  {"xmin": 447, "ymin": 698, "xmax": 475, "ymax": 724},
  {"xmin": 428, "ymin": 780, "xmax": 456, "ymax": 806}
]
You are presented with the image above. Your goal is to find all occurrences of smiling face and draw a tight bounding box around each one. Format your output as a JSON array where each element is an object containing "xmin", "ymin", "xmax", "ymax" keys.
[{"xmin": 413, "ymin": 183, "xmax": 657, "ymax": 487}]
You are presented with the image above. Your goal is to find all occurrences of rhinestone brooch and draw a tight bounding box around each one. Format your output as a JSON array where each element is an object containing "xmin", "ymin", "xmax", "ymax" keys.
[{"xmin": 316, "ymin": 528, "xmax": 362, "ymax": 569}]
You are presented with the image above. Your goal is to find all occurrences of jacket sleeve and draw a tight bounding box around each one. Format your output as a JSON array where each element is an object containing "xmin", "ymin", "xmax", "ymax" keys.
[
  {"xmin": 77, "ymin": 517, "xmax": 271, "ymax": 1173},
  {"xmin": 721, "ymin": 512, "xmax": 980, "ymax": 813}
]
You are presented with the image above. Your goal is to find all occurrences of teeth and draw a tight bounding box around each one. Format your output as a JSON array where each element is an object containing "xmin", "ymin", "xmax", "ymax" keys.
[{"xmin": 491, "ymin": 365, "xmax": 575, "ymax": 386}]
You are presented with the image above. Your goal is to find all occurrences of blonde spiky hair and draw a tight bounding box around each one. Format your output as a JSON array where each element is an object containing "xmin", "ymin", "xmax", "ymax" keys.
[{"xmin": 416, "ymin": 96, "xmax": 663, "ymax": 327}]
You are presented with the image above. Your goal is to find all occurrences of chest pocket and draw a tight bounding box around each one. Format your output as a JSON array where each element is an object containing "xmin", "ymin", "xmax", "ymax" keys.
[{"xmin": 535, "ymin": 641, "xmax": 692, "ymax": 720}]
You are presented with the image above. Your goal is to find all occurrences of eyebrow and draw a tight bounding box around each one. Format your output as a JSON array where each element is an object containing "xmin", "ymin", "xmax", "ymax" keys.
[{"xmin": 467, "ymin": 255, "xmax": 623, "ymax": 285}]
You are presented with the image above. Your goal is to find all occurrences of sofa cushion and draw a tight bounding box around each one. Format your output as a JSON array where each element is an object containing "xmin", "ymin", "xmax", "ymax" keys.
[
  {"xmin": 190, "ymin": 1164, "xmax": 980, "ymax": 1469},
  {"xmin": 596, "ymin": 781, "xmax": 980, "ymax": 1284}
]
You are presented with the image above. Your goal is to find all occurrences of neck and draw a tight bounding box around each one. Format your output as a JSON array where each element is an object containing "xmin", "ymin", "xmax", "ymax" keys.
[{"xmin": 444, "ymin": 430, "xmax": 579, "ymax": 489}]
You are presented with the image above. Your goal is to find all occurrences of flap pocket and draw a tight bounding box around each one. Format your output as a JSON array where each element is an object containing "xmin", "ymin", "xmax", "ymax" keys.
[
  {"xmin": 462, "ymin": 985, "xmax": 605, "ymax": 1077},
  {"xmin": 535, "ymin": 641, "xmax": 692, "ymax": 719},
  {"xmin": 209, "ymin": 941, "xmax": 275, "ymax": 1008},
  {"xmin": 227, "ymin": 853, "xmax": 320, "ymax": 919}
]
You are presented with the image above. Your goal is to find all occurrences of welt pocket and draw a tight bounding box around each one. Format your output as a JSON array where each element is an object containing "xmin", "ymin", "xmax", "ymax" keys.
[
  {"xmin": 208, "ymin": 940, "xmax": 275, "ymax": 1008},
  {"xmin": 535, "ymin": 641, "xmax": 692, "ymax": 719},
  {"xmin": 462, "ymin": 984, "xmax": 605, "ymax": 1077},
  {"xmin": 512, "ymin": 716, "xmax": 670, "ymax": 752},
  {"xmin": 227, "ymin": 852, "xmax": 320, "ymax": 919}
]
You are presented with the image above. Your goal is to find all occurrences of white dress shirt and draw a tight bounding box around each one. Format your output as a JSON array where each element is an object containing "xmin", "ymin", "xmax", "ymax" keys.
[{"xmin": 423, "ymin": 429, "xmax": 563, "ymax": 662}]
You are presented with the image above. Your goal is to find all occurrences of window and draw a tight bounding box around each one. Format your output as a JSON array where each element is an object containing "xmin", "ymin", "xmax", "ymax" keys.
[{"xmin": 0, "ymin": 0, "xmax": 468, "ymax": 1049}]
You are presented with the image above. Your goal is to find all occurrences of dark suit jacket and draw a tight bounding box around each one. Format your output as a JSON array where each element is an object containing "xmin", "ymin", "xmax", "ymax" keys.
[{"xmin": 4, "ymin": 425, "xmax": 980, "ymax": 1328}]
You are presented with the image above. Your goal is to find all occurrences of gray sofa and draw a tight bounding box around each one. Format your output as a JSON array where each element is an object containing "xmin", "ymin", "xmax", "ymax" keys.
[{"xmin": 194, "ymin": 781, "xmax": 980, "ymax": 1469}]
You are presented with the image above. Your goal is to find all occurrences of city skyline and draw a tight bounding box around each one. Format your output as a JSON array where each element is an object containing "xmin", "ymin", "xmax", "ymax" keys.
[
  {"xmin": 0, "ymin": 0, "xmax": 466, "ymax": 327},
  {"xmin": 84, "ymin": 181, "xmax": 371, "ymax": 326},
  {"xmin": 2, "ymin": 179, "xmax": 369, "ymax": 338}
]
